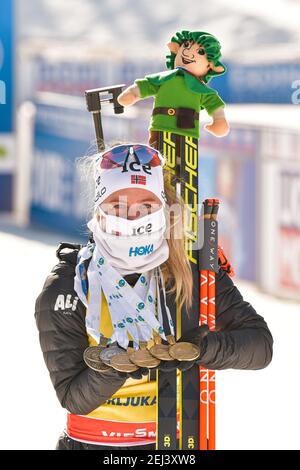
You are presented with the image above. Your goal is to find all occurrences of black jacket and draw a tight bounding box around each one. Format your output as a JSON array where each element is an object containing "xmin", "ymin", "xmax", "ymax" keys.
[{"xmin": 34, "ymin": 242, "xmax": 273, "ymax": 416}]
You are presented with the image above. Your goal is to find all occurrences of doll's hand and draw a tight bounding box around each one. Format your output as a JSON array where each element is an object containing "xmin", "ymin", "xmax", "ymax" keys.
[
  {"xmin": 117, "ymin": 84, "xmax": 141, "ymax": 106},
  {"xmin": 204, "ymin": 118, "xmax": 230, "ymax": 137}
]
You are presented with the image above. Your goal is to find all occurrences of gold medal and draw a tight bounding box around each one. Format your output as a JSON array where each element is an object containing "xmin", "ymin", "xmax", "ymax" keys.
[
  {"xmin": 110, "ymin": 351, "xmax": 139, "ymax": 373},
  {"xmin": 169, "ymin": 342, "xmax": 200, "ymax": 361},
  {"xmin": 129, "ymin": 342, "xmax": 160, "ymax": 368},
  {"xmin": 149, "ymin": 334, "xmax": 175, "ymax": 361}
]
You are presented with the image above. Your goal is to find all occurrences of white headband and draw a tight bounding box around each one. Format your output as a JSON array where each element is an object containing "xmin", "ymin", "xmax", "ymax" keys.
[{"xmin": 93, "ymin": 149, "xmax": 166, "ymax": 208}]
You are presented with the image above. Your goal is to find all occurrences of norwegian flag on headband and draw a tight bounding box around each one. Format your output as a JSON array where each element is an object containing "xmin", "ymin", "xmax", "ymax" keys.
[{"xmin": 131, "ymin": 175, "xmax": 147, "ymax": 185}]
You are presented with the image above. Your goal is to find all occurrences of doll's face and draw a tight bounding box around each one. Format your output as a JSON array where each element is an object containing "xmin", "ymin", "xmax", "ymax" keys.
[{"xmin": 174, "ymin": 40, "xmax": 211, "ymax": 77}]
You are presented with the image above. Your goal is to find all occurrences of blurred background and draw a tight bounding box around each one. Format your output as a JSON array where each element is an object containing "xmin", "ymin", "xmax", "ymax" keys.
[{"xmin": 0, "ymin": 0, "xmax": 300, "ymax": 450}]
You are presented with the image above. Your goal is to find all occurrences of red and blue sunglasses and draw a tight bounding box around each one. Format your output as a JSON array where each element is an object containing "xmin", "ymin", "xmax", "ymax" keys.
[{"xmin": 98, "ymin": 144, "xmax": 164, "ymax": 169}]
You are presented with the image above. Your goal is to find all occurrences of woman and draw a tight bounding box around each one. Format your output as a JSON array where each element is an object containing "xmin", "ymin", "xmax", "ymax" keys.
[{"xmin": 34, "ymin": 143, "xmax": 273, "ymax": 450}]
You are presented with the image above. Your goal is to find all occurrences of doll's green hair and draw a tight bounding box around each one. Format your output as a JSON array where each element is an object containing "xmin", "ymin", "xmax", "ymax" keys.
[{"xmin": 166, "ymin": 30, "xmax": 226, "ymax": 83}]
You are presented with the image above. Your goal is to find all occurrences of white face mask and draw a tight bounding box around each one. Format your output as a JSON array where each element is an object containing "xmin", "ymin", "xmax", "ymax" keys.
[
  {"xmin": 87, "ymin": 210, "xmax": 169, "ymax": 274},
  {"xmin": 97, "ymin": 205, "xmax": 166, "ymax": 236}
]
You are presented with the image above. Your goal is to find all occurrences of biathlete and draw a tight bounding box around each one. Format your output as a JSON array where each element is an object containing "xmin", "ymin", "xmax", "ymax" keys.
[{"xmin": 35, "ymin": 144, "xmax": 273, "ymax": 450}]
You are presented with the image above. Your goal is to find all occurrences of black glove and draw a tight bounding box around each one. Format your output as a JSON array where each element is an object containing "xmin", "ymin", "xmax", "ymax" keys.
[
  {"xmin": 116, "ymin": 367, "xmax": 149, "ymax": 380},
  {"xmin": 178, "ymin": 324, "xmax": 209, "ymax": 349}
]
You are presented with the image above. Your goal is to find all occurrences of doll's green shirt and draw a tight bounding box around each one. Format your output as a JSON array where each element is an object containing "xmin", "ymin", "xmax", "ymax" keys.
[{"xmin": 135, "ymin": 67, "xmax": 225, "ymax": 138}]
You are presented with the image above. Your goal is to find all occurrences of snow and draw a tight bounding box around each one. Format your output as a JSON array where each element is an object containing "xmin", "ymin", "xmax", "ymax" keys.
[
  {"xmin": 217, "ymin": 283, "xmax": 300, "ymax": 450},
  {"xmin": 0, "ymin": 215, "xmax": 299, "ymax": 450}
]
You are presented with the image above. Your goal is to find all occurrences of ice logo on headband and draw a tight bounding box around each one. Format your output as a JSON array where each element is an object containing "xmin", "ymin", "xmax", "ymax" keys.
[{"xmin": 121, "ymin": 150, "xmax": 152, "ymax": 175}]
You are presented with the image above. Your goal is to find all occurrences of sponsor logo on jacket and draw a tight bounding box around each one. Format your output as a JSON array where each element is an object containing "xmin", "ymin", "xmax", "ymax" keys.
[
  {"xmin": 106, "ymin": 396, "xmax": 156, "ymax": 407},
  {"xmin": 129, "ymin": 245, "xmax": 154, "ymax": 257},
  {"xmin": 54, "ymin": 294, "xmax": 79, "ymax": 313}
]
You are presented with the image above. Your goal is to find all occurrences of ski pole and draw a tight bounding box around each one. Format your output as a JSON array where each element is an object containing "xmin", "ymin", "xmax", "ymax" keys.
[
  {"xmin": 199, "ymin": 268, "xmax": 208, "ymax": 449},
  {"xmin": 85, "ymin": 85, "xmax": 125, "ymax": 152},
  {"xmin": 199, "ymin": 200, "xmax": 212, "ymax": 450},
  {"xmin": 199, "ymin": 198, "xmax": 219, "ymax": 450},
  {"xmin": 207, "ymin": 199, "xmax": 218, "ymax": 450}
]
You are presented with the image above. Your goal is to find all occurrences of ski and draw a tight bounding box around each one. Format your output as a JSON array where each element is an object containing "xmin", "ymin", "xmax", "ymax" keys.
[
  {"xmin": 156, "ymin": 291, "xmax": 178, "ymax": 450},
  {"xmin": 156, "ymin": 132, "xmax": 219, "ymax": 450},
  {"xmin": 155, "ymin": 132, "xmax": 178, "ymax": 450},
  {"xmin": 156, "ymin": 132, "xmax": 200, "ymax": 450},
  {"xmin": 178, "ymin": 135, "xmax": 201, "ymax": 450}
]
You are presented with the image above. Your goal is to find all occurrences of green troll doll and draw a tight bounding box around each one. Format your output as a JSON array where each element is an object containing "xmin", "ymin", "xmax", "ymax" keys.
[{"xmin": 118, "ymin": 30, "xmax": 229, "ymax": 146}]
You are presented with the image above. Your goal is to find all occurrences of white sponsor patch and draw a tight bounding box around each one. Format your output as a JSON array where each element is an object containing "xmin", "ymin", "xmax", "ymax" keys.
[{"xmin": 54, "ymin": 294, "xmax": 79, "ymax": 313}]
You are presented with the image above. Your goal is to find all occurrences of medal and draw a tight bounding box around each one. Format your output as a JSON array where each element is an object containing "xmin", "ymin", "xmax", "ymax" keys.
[
  {"xmin": 100, "ymin": 343, "xmax": 126, "ymax": 366},
  {"xmin": 83, "ymin": 346, "xmax": 110, "ymax": 372},
  {"xmin": 149, "ymin": 334, "xmax": 175, "ymax": 361},
  {"xmin": 110, "ymin": 348, "xmax": 139, "ymax": 373},
  {"xmin": 129, "ymin": 342, "xmax": 161, "ymax": 368},
  {"xmin": 169, "ymin": 342, "xmax": 200, "ymax": 361}
]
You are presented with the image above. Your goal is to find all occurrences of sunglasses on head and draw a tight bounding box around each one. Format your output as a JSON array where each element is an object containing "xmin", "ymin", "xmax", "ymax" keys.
[{"xmin": 98, "ymin": 144, "xmax": 164, "ymax": 170}]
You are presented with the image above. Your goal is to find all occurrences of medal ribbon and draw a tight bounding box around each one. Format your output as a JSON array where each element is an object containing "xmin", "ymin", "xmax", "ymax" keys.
[{"xmin": 74, "ymin": 243, "xmax": 167, "ymax": 349}]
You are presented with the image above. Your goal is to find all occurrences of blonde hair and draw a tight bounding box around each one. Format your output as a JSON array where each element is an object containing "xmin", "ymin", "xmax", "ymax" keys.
[
  {"xmin": 160, "ymin": 170, "xmax": 193, "ymax": 312},
  {"xmin": 76, "ymin": 144, "xmax": 193, "ymax": 312}
]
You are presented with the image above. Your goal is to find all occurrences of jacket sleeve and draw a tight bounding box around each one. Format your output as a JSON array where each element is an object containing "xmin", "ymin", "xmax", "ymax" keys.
[
  {"xmin": 34, "ymin": 250, "xmax": 126, "ymax": 415},
  {"xmin": 199, "ymin": 268, "xmax": 273, "ymax": 370}
]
